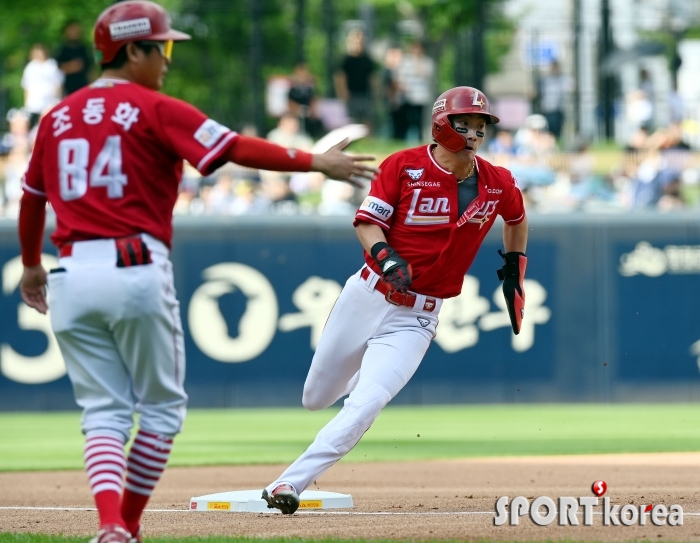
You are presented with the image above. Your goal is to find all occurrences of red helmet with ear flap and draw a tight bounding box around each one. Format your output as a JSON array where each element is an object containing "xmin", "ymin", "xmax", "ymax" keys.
[
  {"xmin": 94, "ymin": 0, "xmax": 191, "ymax": 64},
  {"xmin": 431, "ymin": 86, "xmax": 499, "ymax": 153}
]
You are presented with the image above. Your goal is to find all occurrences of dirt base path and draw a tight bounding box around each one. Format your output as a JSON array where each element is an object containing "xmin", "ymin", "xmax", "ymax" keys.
[{"xmin": 2, "ymin": 453, "xmax": 700, "ymax": 541}]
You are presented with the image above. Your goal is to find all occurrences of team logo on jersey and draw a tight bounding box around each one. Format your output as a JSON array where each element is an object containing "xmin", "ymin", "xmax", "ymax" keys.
[
  {"xmin": 466, "ymin": 200, "xmax": 499, "ymax": 228},
  {"xmin": 194, "ymin": 119, "xmax": 229, "ymax": 149},
  {"xmin": 432, "ymin": 99, "xmax": 446, "ymax": 113},
  {"xmin": 358, "ymin": 196, "xmax": 393, "ymax": 222},
  {"xmin": 405, "ymin": 168, "xmax": 424, "ymax": 181},
  {"xmin": 472, "ymin": 92, "xmax": 485, "ymax": 108},
  {"xmin": 405, "ymin": 188, "xmax": 450, "ymax": 225},
  {"xmin": 109, "ymin": 18, "xmax": 152, "ymax": 40},
  {"xmin": 417, "ymin": 317, "xmax": 430, "ymax": 328}
]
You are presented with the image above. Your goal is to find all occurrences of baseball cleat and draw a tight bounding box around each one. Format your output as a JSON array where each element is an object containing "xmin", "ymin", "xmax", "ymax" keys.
[
  {"xmin": 127, "ymin": 525, "xmax": 142, "ymax": 543},
  {"xmin": 262, "ymin": 482, "xmax": 300, "ymax": 514},
  {"xmin": 89, "ymin": 524, "xmax": 130, "ymax": 543}
]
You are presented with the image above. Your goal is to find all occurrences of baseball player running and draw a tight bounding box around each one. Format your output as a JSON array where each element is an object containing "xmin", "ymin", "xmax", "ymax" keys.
[
  {"xmin": 262, "ymin": 86, "xmax": 528, "ymax": 514},
  {"xmin": 18, "ymin": 2, "xmax": 376, "ymax": 542}
]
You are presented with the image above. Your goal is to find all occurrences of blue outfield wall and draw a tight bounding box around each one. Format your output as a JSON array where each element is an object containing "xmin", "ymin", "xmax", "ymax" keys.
[{"xmin": 0, "ymin": 212, "xmax": 700, "ymax": 410}]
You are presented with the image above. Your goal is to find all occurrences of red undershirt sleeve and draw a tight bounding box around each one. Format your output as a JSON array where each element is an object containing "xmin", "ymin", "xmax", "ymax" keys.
[
  {"xmin": 19, "ymin": 191, "xmax": 47, "ymax": 267},
  {"xmin": 223, "ymin": 135, "xmax": 314, "ymax": 171}
]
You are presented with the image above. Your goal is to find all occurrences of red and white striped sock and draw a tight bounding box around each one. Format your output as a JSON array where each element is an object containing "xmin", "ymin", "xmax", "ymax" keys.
[
  {"xmin": 84, "ymin": 434, "xmax": 126, "ymax": 529},
  {"xmin": 121, "ymin": 429, "xmax": 173, "ymax": 536}
]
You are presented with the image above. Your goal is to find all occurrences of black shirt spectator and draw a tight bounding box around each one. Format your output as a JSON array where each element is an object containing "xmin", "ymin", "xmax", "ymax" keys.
[
  {"xmin": 341, "ymin": 54, "xmax": 375, "ymax": 96},
  {"xmin": 55, "ymin": 20, "xmax": 92, "ymax": 96},
  {"xmin": 335, "ymin": 29, "xmax": 376, "ymax": 128}
]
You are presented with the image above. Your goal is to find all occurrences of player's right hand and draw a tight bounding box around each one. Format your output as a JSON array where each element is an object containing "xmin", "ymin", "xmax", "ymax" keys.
[
  {"xmin": 371, "ymin": 242, "xmax": 413, "ymax": 293},
  {"xmin": 311, "ymin": 138, "xmax": 378, "ymax": 187},
  {"xmin": 496, "ymin": 250, "xmax": 527, "ymax": 334},
  {"xmin": 20, "ymin": 265, "xmax": 49, "ymax": 314}
]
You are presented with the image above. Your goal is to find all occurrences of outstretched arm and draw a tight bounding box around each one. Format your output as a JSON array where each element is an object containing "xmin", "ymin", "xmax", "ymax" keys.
[{"xmin": 225, "ymin": 135, "xmax": 377, "ymax": 187}]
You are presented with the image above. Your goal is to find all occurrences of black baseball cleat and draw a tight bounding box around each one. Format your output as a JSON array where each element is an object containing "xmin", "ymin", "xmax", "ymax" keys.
[{"xmin": 262, "ymin": 483, "xmax": 300, "ymax": 514}]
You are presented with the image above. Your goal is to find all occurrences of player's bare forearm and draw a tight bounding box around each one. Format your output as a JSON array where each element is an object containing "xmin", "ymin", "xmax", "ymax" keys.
[
  {"xmin": 503, "ymin": 215, "xmax": 528, "ymax": 253},
  {"xmin": 355, "ymin": 222, "xmax": 387, "ymax": 255},
  {"xmin": 20, "ymin": 265, "xmax": 48, "ymax": 314}
]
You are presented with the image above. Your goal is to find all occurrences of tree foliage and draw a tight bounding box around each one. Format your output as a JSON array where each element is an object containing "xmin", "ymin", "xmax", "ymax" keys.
[{"xmin": 0, "ymin": 0, "xmax": 513, "ymax": 132}]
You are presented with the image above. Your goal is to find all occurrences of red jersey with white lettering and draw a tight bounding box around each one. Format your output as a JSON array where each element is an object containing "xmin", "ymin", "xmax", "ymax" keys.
[
  {"xmin": 22, "ymin": 78, "xmax": 238, "ymax": 248},
  {"xmin": 354, "ymin": 144, "xmax": 525, "ymax": 299}
]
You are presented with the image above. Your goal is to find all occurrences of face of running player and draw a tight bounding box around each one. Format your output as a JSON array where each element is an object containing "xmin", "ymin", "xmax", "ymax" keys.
[
  {"xmin": 450, "ymin": 113, "xmax": 488, "ymax": 159},
  {"xmin": 127, "ymin": 41, "xmax": 170, "ymax": 91}
]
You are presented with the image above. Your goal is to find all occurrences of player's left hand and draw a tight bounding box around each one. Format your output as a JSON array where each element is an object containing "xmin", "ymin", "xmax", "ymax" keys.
[
  {"xmin": 311, "ymin": 138, "xmax": 378, "ymax": 187},
  {"xmin": 496, "ymin": 250, "xmax": 527, "ymax": 334},
  {"xmin": 20, "ymin": 265, "xmax": 49, "ymax": 314}
]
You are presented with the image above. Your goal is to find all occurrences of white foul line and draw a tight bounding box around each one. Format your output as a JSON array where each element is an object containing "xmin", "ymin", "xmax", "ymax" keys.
[{"xmin": 1, "ymin": 506, "xmax": 700, "ymax": 516}]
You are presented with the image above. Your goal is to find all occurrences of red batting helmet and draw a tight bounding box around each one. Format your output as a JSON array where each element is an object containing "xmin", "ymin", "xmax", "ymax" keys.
[
  {"xmin": 431, "ymin": 86, "xmax": 499, "ymax": 153},
  {"xmin": 94, "ymin": 0, "xmax": 191, "ymax": 65}
]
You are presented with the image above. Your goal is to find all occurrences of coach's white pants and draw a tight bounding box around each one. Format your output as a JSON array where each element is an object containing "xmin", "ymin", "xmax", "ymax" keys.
[
  {"xmin": 267, "ymin": 267, "xmax": 442, "ymax": 494},
  {"xmin": 48, "ymin": 235, "xmax": 187, "ymax": 442}
]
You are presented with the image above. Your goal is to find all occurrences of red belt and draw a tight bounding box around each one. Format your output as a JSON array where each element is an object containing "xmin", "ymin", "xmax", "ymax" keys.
[
  {"xmin": 361, "ymin": 267, "xmax": 436, "ymax": 312},
  {"xmin": 59, "ymin": 236, "xmax": 152, "ymax": 267}
]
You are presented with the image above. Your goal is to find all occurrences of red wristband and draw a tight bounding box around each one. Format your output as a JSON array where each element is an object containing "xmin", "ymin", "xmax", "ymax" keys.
[
  {"xmin": 225, "ymin": 135, "xmax": 313, "ymax": 171},
  {"xmin": 19, "ymin": 192, "xmax": 47, "ymax": 267}
]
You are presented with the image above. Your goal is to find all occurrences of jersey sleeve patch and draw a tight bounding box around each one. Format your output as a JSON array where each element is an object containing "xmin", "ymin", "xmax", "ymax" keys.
[
  {"xmin": 194, "ymin": 119, "xmax": 230, "ymax": 149},
  {"xmin": 358, "ymin": 196, "xmax": 393, "ymax": 223}
]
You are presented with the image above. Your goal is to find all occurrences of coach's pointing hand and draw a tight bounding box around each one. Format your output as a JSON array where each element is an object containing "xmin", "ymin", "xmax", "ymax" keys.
[
  {"xmin": 20, "ymin": 265, "xmax": 48, "ymax": 315},
  {"xmin": 311, "ymin": 138, "xmax": 378, "ymax": 187}
]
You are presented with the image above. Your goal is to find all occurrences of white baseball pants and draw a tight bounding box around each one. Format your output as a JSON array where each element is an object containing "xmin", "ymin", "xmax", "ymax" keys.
[
  {"xmin": 47, "ymin": 234, "xmax": 187, "ymax": 442},
  {"xmin": 267, "ymin": 267, "xmax": 443, "ymax": 494}
]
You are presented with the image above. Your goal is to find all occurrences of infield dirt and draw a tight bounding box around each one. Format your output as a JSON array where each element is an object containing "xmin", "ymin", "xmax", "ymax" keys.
[{"xmin": 2, "ymin": 453, "xmax": 700, "ymax": 541}]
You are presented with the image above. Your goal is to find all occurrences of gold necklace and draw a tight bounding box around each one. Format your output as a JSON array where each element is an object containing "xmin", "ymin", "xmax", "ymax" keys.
[{"xmin": 457, "ymin": 160, "xmax": 475, "ymax": 184}]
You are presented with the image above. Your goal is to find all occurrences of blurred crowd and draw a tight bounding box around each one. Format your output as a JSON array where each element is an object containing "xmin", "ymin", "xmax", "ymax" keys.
[
  {"xmin": 2, "ymin": 23, "xmax": 699, "ymax": 220},
  {"xmin": 487, "ymin": 115, "xmax": 700, "ymax": 213}
]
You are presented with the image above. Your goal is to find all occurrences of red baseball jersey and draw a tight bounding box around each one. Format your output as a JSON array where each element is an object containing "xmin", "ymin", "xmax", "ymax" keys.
[
  {"xmin": 22, "ymin": 77, "xmax": 238, "ymax": 248},
  {"xmin": 354, "ymin": 145, "xmax": 525, "ymax": 299}
]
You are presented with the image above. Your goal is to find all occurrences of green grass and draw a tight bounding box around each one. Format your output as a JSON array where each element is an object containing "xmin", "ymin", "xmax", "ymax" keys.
[{"xmin": 1, "ymin": 404, "xmax": 700, "ymax": 472}]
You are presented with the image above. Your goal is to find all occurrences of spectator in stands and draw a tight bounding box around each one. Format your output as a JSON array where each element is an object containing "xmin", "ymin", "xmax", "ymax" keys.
[
  {"xmin": 394, "ymin": 40, "xmax": 435, "ymax": 143},
  {"xmin": 1, "ymin": 109, "xmax": 32, "ymax": 217},
  {"xmin": 207, "ymin": 171, "xmax": 237, "ymax": 214},
  {"xmin": 261, "ymin": 171, "xmax": 299, "ymax": 215},
  {"xmin": 509, "ymin": 114, "xmax": 557, "ymax": 188},
  {"xmin": 21, "ymin": 44, "xmax": 64, "ymax": 129},
  {"xmin": 381, "ymin": 44, "xmax": 406, "ymax": 140},
  {"xmin": 267, "ymin": 113, "xmax": 314, "ymax": 152},
  {"xmin": 335, "ymin": 29, "xmax": 376, "ymax": 129},
  {"xmin": 230, "ymin": 179, "xmax": 271, "ymax": 215},
  {"xmin": 287, "ymin": 63, "xmax": 324, "ymax": 139},
  {"xmin": 55, "ymin": 20, "xmax": 92, "ymax": 96},
  {"xmin": 626, "ymin": 69, "xmax": 655, "ymax": 135},
  {"xmin": 668, "ymin": 79, "xmax": 686, "ymax": 126},
  {"xmin": 624, "ymin": 126, "xmax": 649, "ymax": 152},
  {"xmin": 487, "ymin": 129, "xmax": 516, "ymax": 157},
  {"xmin": 536, "ymin": 59, "xmax": 571, "ymax": 139}
]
